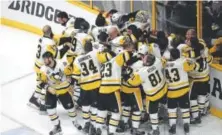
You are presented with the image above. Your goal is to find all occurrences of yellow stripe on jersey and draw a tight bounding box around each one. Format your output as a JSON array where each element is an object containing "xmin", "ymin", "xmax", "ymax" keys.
[
  {"xmin": 72, "ymin": 63, "xmax": 81, "ymax": 80},
  {"xmin": 190, "ymin": 75, "xmax": 210, "ymax": 82},
  {"xmin": 168, "ymin": 81, "xmax": 189, "ymax": 88},
  {"xmin": 207, "ymin": 55, "xmax": 213, "ymax": 65},
  {"xmin": 167, "ymin": 85, "xmax": 190, "ymax": 98},
  {"xmin": 121, "ymin": 84, "xmax": 140, "ymax": 93},
  {"xmin": 114, "ymin": 91, "xmax": 122, "ymax": 113},
  {"xmin": 116, "ymin": 51, "xmax": 130, "ymax": 67},
  {"xmin": 127, "ymin": 73, "xmax": 142, "ymax": 87},
  {"xmin": 53, "ymin": 81, "xmax": 71, "ymax": 95},
  {"xmin": 34, "ymin": 60, "xmax": 43, "ymax": 73},
  {"xmin": 100, "ymin": 79, "xmax": 121, "ymax": 93},
  {"xmin": 183, "ymin": 60, "xmax": 196, "ymax": 72},
  {"xmin": 99, "ymin": 85, "xmax": 121, "ymax": 94},
  {"xmin": 80, "ymin": 74, "xmax": 100, "ymax": 82},
  {"xmin": 80, "ymin": 79, "xmax": 101, "ymax": 90},
  {"xmin": 102, "ymin": 79, "xmax": 121, "ymax": 83},
  {"xmin": 97, "ymin": 52, "xmax": 112, "ymax": 64},
  {"xmin": 146, "ymin": 83, "xmax": 167, "ymax": 101},
  {"xmin": 134, "ymin": 90, "xmax": 144, "ymax": 111}
]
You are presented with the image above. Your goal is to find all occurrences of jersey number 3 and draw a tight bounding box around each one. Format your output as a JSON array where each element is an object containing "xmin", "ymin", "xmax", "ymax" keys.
[{"xmin": 36, "ymin": 44, "xmax": 41, "ymax": 58}]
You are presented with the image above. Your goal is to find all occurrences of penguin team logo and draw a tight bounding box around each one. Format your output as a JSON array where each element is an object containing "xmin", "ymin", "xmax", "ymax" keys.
[{"xmin": 8, "ymin": 0, "xmax": 75, "ymax": 24}]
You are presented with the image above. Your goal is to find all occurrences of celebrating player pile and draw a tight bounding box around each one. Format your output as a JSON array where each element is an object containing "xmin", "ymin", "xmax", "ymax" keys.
[{"xmin": 28, "ymin": 10, "xmax": 215, "ymax": 135}]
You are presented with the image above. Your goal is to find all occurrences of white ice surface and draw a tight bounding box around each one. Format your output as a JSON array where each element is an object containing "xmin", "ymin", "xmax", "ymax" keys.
[
  {"xmin": 1, "ymin": 25, "xmax": 222, "ymax": 135},
  {"xmin": 0, "ymin": 115, "xmax": 22, "ymax": 133}
]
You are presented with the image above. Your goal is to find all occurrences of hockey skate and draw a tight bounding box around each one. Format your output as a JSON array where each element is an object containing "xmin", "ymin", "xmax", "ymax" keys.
[
  {"xmin": 131, "ymin": 128, "xmax": 145, "ymax": 135},
  {"xmin": 28, "ymin": 95, "xmax": 40, "ymax": 110},
  {"xmin": 169, "ymin": 124, "xmax": 176, "ymax": 135},
  {"xmin": 72, "ymin": 121, "xmax": 82, "ymax": 130},
  {"xmin": 147, "ymin": 128, "xmax": 160, "ymax": 135},
  {"xmin": 96, "ymin": 128, "xmax": 102, "ymax": 135},
  {"xmin": 184, "ymin": 123, "xmax": 190, "ymax": 135},
  {"xmin": 190, "ymin": 115, "xmax": 201, "ymax": 124},
  {"xmin": 89, "ymin": 124, "xmax": 96, "ymax": 135},
  {"xmin": 116, "ymin": 120, "xmax": 130, "ymax": 133},
  {"xmin": 82, "ymin": 122, "xmax": 90, "ymax": 134},
  {"xmin": 49, "ymin": 121, "xmax": 62, "ymax": 135}
]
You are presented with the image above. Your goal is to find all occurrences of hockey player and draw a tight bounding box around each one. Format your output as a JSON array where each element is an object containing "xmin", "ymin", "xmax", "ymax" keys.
[
  {"xmin": 29, "ymin": 25, "xmax": 72, "ymax": 113},
  {"xmin": 165, "ymin": 48, "xmax": 199, "ymax": 135},
  {"xmin": 125, "ymin": 54, "xmax": 167, "ymax": 135},
  {"xmin": 95, "ymin": 36, "xmax": 134, "ymax": 135},
  {"xmin": 57, "ymin": 11, "xmax": 90, "ymax": 33},
  {"xmin": 38, "ymin": 52, "xmax": 82, "ymax": 135},
  {"xmin": 72, "ymin": 41, "xmax": 112, "ymax": 134},
  {"xmin": 90, "ymin": 25, "xmax": 117, "ymax": 42},
  {"xmin": 189, "ymin": 37, "xmax": 213, "ymax": 123},
  {"xmin": 119, "ymin": 52, "xmax": 145, "ymax": 135}
]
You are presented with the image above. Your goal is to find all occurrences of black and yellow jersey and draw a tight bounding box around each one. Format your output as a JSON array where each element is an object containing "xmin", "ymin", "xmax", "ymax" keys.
[
  {"xmin": 126, "ymin": 57, "xmax": 167, "ymax": 101},
  {"xmin": 121, "ymin": 60, "xmax": 143, "ymax": 93},
  {"xmin": 38, "ymin": 60, "xmax": 72, "ymax": 95},
  {"xmin": 189, "ymin": 47, "xmax": 213, "ymax": 82},
  {"xmin": 72, "ymin": 51, "xmax": 112, "ymax": 91},
  {"xmin": 100, "ymin": 51, "xmax": 132, "ymax": 94},
  {"xmin": 165, "ymin": 58, "xmax": 199, "ymax": 98},
  {"xmin": 34, "ymin": 36, "xmax": 58, "ymax": 73}
]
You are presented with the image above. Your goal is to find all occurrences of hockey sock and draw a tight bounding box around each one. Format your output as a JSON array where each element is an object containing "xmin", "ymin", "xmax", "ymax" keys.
[
  {"xmin": 181, "ymin": 108, "xmax": 190, "ymax": 124},
  {"xmin": 34, "ymin": 84, "xmax": 42, "ymax": 98},
  {"xmin": 168, "ymin": 108, "xmax": 177, "ymax": 127},
  {"xmin": 47, "ymin": 108, "xmax": 59, "ymax": 126},
  {"xmin": 198, "ymin": 95, "xmax": 206, "ymax": 114},
  {"xmin": 190, "ymin": 100, "xmax": 199, "ymax": 118},
  {"xmin": 131, "ymin": 111, "xmax": 141, "ymax": 129},
  {"xmin": 150, "ymin": 113, "xmax": 159, "ymax": 130},
  {"xmin": 40, "ymin": 89, "xmax": 46, "ymax": 105},
  {"xmin": 73, "ymin": 87, "xmax": 80, "ymax": 104},
  {"xmin": 109, "ymin": 112, "xmax": 121, "ymax": 134},
  {"xmin": 122, "ymin": 106, "xmax": 131, "ymax": 124},
  {"xmin": 96, "ymin": 110, "xmax": 108, "ymax": 129},
  {"xmin": 67, "ymin": 108, "xmax": 77, "ymax": 121},
  {"xmin": 90, "ymin": 106, "xmax": 97, "ymax": 125},
  {"xmin": 82, "ymin": 106, "xmax": 91, "ymax": 125}
]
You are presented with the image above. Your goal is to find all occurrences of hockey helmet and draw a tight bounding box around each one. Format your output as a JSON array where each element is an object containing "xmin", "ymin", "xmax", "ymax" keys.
[
  {"xmin": 138, "ymin": 43, "xmax": 148, "ymax": 55},
  {"xmin": 111, "ymin": 13, "xmax": 122, "ymax": 24}
]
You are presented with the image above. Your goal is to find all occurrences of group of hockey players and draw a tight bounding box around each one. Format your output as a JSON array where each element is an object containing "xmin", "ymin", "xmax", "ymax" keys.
[{"xmin": 28, "ymin": 9, "xmax": 216, "ymax": 135}]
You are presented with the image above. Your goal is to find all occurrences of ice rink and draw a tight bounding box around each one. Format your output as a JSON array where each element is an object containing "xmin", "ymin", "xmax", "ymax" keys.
[{"xmin": 0, "ymin": 25, "xmax": 222, "ymax": 135}]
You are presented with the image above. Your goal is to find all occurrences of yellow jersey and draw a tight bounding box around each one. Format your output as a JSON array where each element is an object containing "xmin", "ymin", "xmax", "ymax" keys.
[
  {"xmin": 165, "ymin": 58, "xmax": 199, "ymax": 98},
  {"xmin": 73, "ymin": 50, "xmax": 112, "ymax": 90},
  {"xmin": 100, "ymin": 51, "xmax": 131, "ymax": 94}
]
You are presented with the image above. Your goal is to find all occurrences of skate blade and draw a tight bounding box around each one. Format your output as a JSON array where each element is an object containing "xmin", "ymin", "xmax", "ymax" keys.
[{"xmin": 27, "ymin": 103, "xmax": 39, "ymax": 110}]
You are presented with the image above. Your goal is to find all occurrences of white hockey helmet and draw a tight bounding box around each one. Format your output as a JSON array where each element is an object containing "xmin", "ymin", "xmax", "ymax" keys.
[
  {"xmin": 138, "ymin": 44, "xmax": 148, "ymax": 55},
  {"xmin": 111, "ymin": 13, "xmax": 122, "ymax": 24}
]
